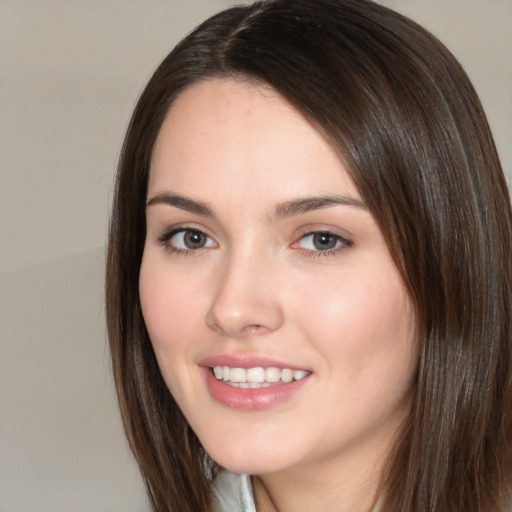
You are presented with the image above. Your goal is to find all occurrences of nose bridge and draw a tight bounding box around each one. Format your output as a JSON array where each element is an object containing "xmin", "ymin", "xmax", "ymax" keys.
[{"xmin": 206, "ymin": 244, "xmax": 284, "ymax": 337}]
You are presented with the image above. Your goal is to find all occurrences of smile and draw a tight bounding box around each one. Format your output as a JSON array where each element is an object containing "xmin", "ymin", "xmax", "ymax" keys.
[{"xmin": 212, "ymin": 366, "xmax": 310, "ymax": 388}]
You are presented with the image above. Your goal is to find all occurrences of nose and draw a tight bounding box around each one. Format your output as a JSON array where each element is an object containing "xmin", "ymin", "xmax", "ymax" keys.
[{"xmin": 205, "ymin": 253, "xmax": 284, "ymax": 338}]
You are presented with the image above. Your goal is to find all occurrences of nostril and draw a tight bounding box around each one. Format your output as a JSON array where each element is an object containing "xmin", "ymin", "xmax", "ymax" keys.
[
  {"xmin": 243, "ymin": 324, "xmax": 264, "ymax": 335},
  {"xmin": 205, "ymin": 284, "xmax": 284, "ymax": 337}
]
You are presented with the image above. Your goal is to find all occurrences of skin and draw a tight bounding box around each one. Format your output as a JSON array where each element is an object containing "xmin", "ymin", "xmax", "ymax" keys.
[{"xmin": 139, "ymin": 78, "xmax": 418, "ymax": 512}]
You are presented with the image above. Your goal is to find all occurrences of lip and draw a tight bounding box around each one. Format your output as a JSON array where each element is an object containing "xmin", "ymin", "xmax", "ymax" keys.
[
  {"xmin": 199, "ymin": 355, "xmax": 312, "ymax": 411},
  {"xmin": 199, "ymin": 354, "xmax": 309, "ymax": 371}
]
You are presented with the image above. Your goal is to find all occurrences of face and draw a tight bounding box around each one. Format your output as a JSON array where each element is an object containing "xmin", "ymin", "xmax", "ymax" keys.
[{"xmin": 140, "ymin": 78, "xmax": 417, "ymax": 481}]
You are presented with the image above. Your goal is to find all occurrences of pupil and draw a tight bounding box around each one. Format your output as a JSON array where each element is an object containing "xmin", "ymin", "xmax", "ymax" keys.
[
  {"xmin": 313, "ymin": 233, "xmax": 336, "ymax": 250},
  {"xmin": 185, "ymin": 230, "xmax": 205, "ymax": 249}
]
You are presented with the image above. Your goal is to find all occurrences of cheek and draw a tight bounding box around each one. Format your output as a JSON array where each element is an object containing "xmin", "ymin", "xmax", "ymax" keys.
[
  {"xmin": 138, "ymin": 256, "xmax": 205, "ymax": 385},
  {"xmin": 140, "ymin": 256, "xmax": 200, "ymax": 343},
  {"xmin": 298, "ymin": 268, "xmax": 417, "ymax": 436},
  {"xmin": 295, "ymin": 267, "xmax": 415, "ymax": 376},
  {"xmin": 138, "ymin": 256, "xmax": 208, "ymax": 407}
]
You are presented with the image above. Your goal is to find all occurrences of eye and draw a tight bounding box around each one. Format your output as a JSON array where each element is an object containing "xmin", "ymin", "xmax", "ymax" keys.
[
  {"xmin": 295, "ymin": 231, "xmax": 352, "ymax": 254},
  {"xmin": 158, "ymin": 228, "xmax": 216, "ymax": 252}
]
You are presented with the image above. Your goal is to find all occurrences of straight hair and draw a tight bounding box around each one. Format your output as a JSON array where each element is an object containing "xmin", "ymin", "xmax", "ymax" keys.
[{"xmin": 106, "ymin": 1, "xmax": 512, "ymax": 510}]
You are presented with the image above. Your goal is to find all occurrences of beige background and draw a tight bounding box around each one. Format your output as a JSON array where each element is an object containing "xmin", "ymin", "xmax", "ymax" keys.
[{"xmin": 0, "ymin": 1, "xmax": 510, "ymax": 511}]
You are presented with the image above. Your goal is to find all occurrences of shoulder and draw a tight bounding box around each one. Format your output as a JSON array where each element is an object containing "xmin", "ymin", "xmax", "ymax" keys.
[{"xmin": 212, "ymin": 470, "xmax": 256, "ymax": 512}]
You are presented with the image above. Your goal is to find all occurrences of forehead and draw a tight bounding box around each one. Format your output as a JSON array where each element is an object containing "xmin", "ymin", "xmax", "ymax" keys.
[{"xmin": 149, "ymin": 78, "xmax": 359, "ymax": 202}]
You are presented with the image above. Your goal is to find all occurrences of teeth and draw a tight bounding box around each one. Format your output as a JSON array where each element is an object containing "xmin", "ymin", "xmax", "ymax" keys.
[
  {"xmin": 247, "ymin": 367, "xmax": 265, "ymax": 383},
  {"xmin": 229, "ymin": 367, "xmax": 246, "ymax": 383},
  {"xmin": 266, "ymin": 367, "xmax": 280, "ymax": 382},
  {"xmin": 281, "ymin": 368, "xmax": 293, "ymax": 383},
  {"xmin": 293, "ymin": 370, "xmax": 309, "ymax": 380},
  {"xmin": 212, "ymin": 366, "xmax": 310, "ymax": 386}
]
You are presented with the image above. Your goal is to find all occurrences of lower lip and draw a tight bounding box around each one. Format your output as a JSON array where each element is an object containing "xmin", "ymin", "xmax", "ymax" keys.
[{"xmin": 203, "ymin": 368, "xmax": 310, "ymax": 411}]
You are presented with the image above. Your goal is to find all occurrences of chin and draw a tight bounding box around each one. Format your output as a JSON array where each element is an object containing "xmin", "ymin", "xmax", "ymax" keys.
[{"xmin": 205, "ymin": 439, "xmax": 297, "ymax": 476}]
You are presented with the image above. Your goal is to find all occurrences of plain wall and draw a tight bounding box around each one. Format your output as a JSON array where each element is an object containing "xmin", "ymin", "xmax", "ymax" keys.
[{"xmin": 0, "ymin": 1, "xmax": 510, "ymax": 511}]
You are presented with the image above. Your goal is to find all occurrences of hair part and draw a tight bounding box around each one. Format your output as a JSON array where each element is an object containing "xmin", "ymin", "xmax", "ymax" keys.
[{"xmin": 106, "ymin": 1, "xmax": 512, "ymax": 510}]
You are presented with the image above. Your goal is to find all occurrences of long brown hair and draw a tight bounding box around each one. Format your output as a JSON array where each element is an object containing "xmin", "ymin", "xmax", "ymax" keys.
[{"xmin": 106, "ymin": 1, "xmax": 512, "ymax": 511}]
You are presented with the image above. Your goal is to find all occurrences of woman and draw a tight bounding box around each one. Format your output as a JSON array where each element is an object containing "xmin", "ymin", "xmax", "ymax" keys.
[{"xmin": 106, "ymin": 1, "xmax": 512, "ymax": 511}]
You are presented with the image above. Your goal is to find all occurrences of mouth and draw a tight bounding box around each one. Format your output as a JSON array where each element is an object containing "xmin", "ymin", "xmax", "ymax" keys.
[
  {"xmin": 202, "ymin": 358, "xmax": 312, "ymax": 410},
  {"xmin": 211, "ymin": 366, "xmax": 311, "ymax": 388}
]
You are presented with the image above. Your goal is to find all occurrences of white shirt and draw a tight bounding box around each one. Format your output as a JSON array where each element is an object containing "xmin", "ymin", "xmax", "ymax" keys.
[{"xmin": 212, "ymin": 470, "xmax": 256, "ymax": 512}]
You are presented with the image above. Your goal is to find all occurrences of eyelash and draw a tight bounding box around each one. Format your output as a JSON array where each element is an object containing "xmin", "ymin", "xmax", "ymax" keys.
[
  {"xmin": 157, "ymin": 226, "xmax": 216, "ymax": 256},
  {"xmin": 293, "ymin": 230, "xmax": 353, "ymax": 259},
  {"xmin": 156, "ymin": 227, "xmax": 353, "ymax": 258}
]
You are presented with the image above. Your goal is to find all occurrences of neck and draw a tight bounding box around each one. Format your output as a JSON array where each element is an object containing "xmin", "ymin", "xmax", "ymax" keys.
[
  {"xmin": 250, "ymin": 425, "xmax": 396, "ymax": 512},
  {"xmin": 252, "ymin": 462, "xmax": 380, "ymax": 512}
]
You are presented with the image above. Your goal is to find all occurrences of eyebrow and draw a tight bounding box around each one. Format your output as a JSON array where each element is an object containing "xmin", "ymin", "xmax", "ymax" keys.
[
  {"xmin": 146, "ymin": 192, "xmax": 366, "ymax": 218},
  {"xmin": 146, "ymin": 192, "xmax": 214, "ymax": 216},
  {"xmin": 273, "ymin": 194, "xmax": 367, "ymax": 218}
]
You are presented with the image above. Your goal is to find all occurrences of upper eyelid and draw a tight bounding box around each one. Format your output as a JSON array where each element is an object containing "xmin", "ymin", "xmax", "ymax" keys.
[
  {"xmin": 156, "ymin": 226, "xmax": 210, "ymax": 245},
  {"xmin": 294, "ymin": 224, "xmax": 354, "ymax": 242},
  {"xmin": 157, "ymin": 224, "xmax": 213, "ymax": 238},
  {"xmin": 295, "ymin": 231, "xmax": 353, "ymax": 248}
]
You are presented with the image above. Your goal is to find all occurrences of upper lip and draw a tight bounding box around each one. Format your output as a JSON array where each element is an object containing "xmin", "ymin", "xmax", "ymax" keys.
[{"xmin": 199, "ymin": 354, "xmax": 310, "ymax": 371}]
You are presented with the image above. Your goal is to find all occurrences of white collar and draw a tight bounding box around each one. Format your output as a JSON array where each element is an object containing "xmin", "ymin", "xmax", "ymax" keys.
[{"xmin": 212, "ymin": 470, "xmax": 256, "ymax": 512}]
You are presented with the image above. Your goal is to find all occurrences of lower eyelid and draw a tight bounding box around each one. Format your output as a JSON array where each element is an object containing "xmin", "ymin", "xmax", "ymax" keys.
[{"xmin": 300, "ymin": 249, "xmax": 339, "ymax": 259}]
